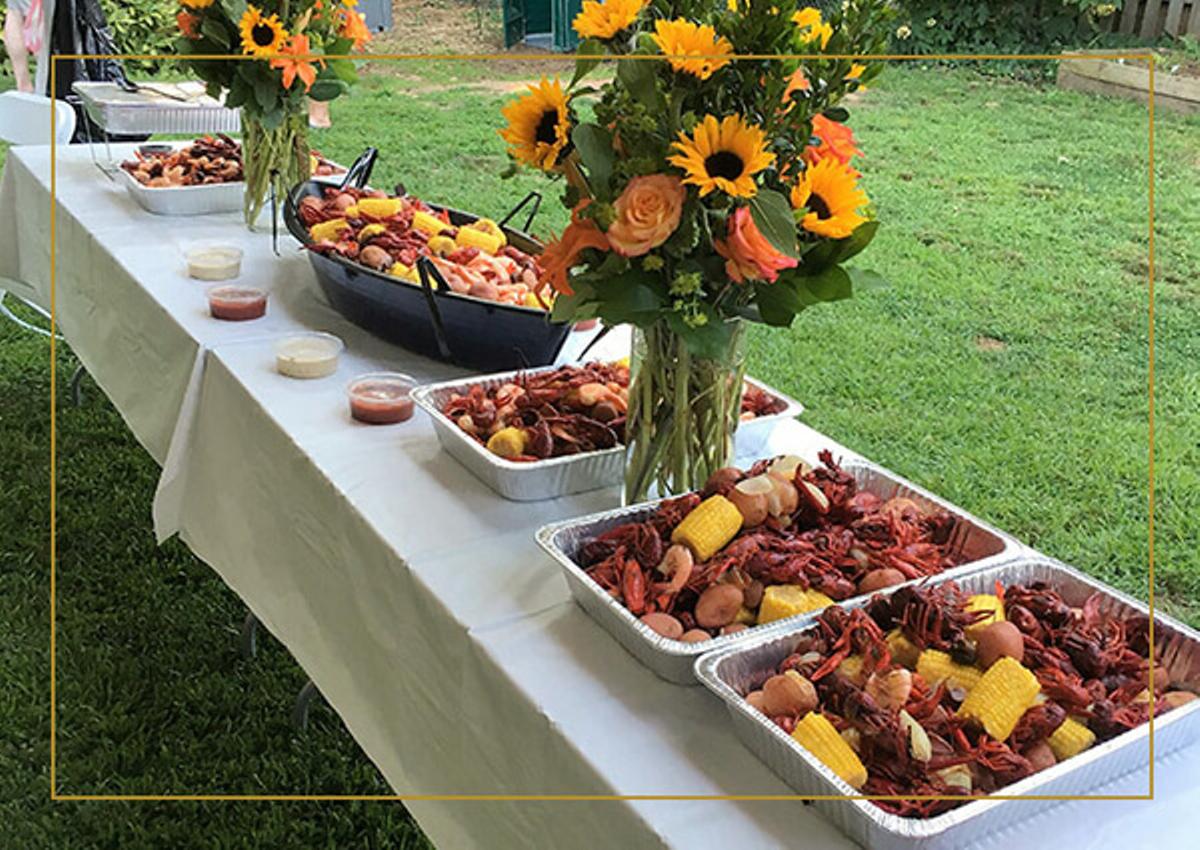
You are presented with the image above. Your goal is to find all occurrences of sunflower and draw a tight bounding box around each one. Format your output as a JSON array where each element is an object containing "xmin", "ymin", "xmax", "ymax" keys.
[
  {"xmin": 668, "ymin": 115, "xmax": 774, "ymax": 199},
  {"xmin": 651, "ymin": 19, "xmax": 733, "ymax": 81},
  {"xmin": 846, "ymin": 63, "xmax": 866, "ymax": 80},
  {"xmin": 573, "ymin": 0, "xmax": 645, "ymax": 41},
  {"xmin": 790, "ymin": 157, "xmax": 869, "ymax": 239},
  {"xmin": 499, "ymin": 78, "xmax": 572, "ymax": 172},
  {"xmin": 180, "ymin": 0, "xmax": 214, "ymax": 8},
  {"xmin": 270, "ymin": 34, "xmax": 322, "ymax": 93},
  {"xmin": 240, "ymin": 6, "xmax": 289, "ymax": 58}
]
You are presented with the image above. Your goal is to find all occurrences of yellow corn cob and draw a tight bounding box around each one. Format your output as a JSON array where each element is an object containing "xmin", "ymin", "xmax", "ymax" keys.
[
  {"xmin": 309, "ymin": 218, "xmax": 349, "ymax": 243},
  {"xmin": 838, "ymin": 655, "xmax": 867, "ymax": 686},
  {"xmin": 457, "ymin": 224, "xmax": 505, "ymax": 254},
  {"xmin": 357, "ymin": 197, "xmax": 404, "ymax": 218},
  {"xmin": 966, "ymin": 594, "xmax": 1005, "ymax": 637},
  {"xmin": 757, "ymin": 585, "xmax": 835, "ymax": 625},
  {"xmin": 1047, "ymin": 717, "xmax": 1096, "ymax": 761},
  {"xmin": 917, "ymin": 649, "xmax": 983, "ymax": 694},
  {"xmin": 427, "ymin": 235, "xmax": 457, "ymax": 256},
  {"xmin": 791, "ymin": 712, "xmax": 868, "ymax": 789},
  {"xmin": 486, "ymin": 427, "xmax": 527, "ymax": 459},
  {"xmin": 358, "ymin": 223, "xmax": 387, "ymax": 240},
  {"xmin": 469, "ymin": 217, "xmax": 508, "ymax": 246},
  {"xmin": 957, "ymin": 656, "xmax": 1041, "ymax": 741},
  {"xmin": 387, "ymin": 262, "xmax": 418, "ymax": 282},
  {"xmin": 670, "ymin": 495, "xmax": 744, "ymax": 562},
  {"xmin": 412, "ymin": 210, "xmax": 450, "ymax": 235},
  {"xmin": 887, "ymin": 629, "xmax": 922, "ymax": 669}
]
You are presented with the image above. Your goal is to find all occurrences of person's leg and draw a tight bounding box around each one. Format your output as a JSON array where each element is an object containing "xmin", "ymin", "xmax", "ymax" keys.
[
  {"xmin": 308, "ymin": 98, "xmax": 331, "ymax": 129},
  {"xmin": 4, "ymin": 10, "xmax": 34, "ymax": 93}
]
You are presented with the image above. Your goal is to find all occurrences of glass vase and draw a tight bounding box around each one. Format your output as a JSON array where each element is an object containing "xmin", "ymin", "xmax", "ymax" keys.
[
  {"xmin": 241, "ymin": 107, "xmax": 310, "ymax": 230},
  {"xmin": 623, "ymin": 319, "xmax": 748, "ymax": 503}
]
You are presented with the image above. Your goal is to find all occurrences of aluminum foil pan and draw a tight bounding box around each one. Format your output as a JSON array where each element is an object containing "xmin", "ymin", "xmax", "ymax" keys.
[
  {"xmin": 73, "ymin": 81, "xmax": 240, "ymax": 135},
  {"xmin": 695, "ymin": 556, "xmax": 1200, "ymax": 850},
  {"xmin": 412, "ymin": 369, "xmax": 802, "ymax": 502},
  {"xmin": 535, "ymin": 459, "xmax": 1020, "ymax": 683},
  {"xmin": 119, "ymin": 168, "xmax": 242, "ymax": 216}
]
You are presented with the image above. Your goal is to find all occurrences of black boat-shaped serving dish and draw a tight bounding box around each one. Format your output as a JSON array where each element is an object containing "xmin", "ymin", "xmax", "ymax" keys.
[{"xmin": 283, "ymin": 149, "xmax": 573, "ymax": 371}]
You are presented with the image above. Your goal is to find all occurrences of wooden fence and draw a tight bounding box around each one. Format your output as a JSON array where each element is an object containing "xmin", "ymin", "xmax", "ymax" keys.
[{"xmin": 1112, "ymin": 0, "xmax": 1200, "ymax": 37}]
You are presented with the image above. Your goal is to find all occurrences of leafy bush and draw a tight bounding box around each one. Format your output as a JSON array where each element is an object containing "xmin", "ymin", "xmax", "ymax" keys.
[
  {"xmin": 100, "ymin": 0, "xmax": 180, "ymax": 72},
  {"xmin": 888, "ymin": 1, "xmax": 1127, "ymax": 77}
]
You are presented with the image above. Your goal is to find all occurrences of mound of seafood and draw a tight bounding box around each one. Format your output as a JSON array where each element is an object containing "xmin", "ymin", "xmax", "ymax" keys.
[
  {"xmin": 577, "ymin": 451, "xmax": 964, "ymax": 641},
  {"xmin": 742, "ymin": 581, "xmax": 1195, "ymax": 816},
  {"xmin": 296, "ymin": 187, "xmax": 550, "ymax": 309},
  {"xmin": 120, "ymin": 136, "xmax": 242, "ymax": 187},
  {"xmin": 442, "ymin": 362, "xmax": 795, "ymax": 462}
]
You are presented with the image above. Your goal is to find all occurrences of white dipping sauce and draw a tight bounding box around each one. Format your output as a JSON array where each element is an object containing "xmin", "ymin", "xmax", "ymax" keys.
[
  {"xmin": 275, "ymin": 332, "xmax": 344, "ymax": 379},
  {"xmin": 186, "ymin": 245, "xmax": 243, "ymax": 281}
]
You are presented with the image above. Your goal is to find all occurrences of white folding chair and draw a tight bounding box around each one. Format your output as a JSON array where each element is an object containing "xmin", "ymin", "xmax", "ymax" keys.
[{"xmin": 0, "ymin": 90, "xmax": 76, "ymax": 339}]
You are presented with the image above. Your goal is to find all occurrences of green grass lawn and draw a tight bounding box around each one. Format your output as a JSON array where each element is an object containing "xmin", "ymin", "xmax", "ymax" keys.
[{"xmin": 2, "ymin": 62, "xmax": 1198, "ymax": 848}]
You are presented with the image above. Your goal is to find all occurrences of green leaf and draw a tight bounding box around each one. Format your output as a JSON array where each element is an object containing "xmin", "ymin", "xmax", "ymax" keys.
[
  {"xmin": 200, "ymin": 18, "xmax": 231, "ymax": 50},
  {"xmin": 571, "ymin": 39, "xmax": 606, "ymax": 87},
  {"xmin": 571, "ymin": 124, "xmax": 614, "ymax": 198},
  {"xmin": 666, "ymin": 311, "xmax": 736, "ymax": 360},
  {"xmin": 550, "ymin": 289, "xmax": 596, "ymax": 323},
  {"xmin": 823, "ymin": 106, "xmax": 850, "ymax": 122},
  {"xmin": 845, "ymin": 266, "xmax": 890, "ymax": 292},
  {"xmin": 327, "ymin": 37, "xmax": 355, "ymax": 57},
  {"xmin": 329, "ymin": 59, "xmax": 359, "ymax": 86},
  {"xmin": 225, "ymin": 75, "xmax": 249, "ymax": 109},
  {"xmin": 308, "ymin": 79, "xmax": 349, "ymax": 102},
  {"xmin": 617, "ymin": 57, "xmax": 662, "ymax": 111},
  {"xmin": 591, "ymin": 269, "xmax": 666, "ymax": 325},
  {"xmin": 798, "ymin": 266, "xmax": 853, "ymax": 302},
  {"xmin": 753, "ymin": 280, "xmax": 807, "ymax": 327},
  {"xmin": 254, "ymin": 75, "xmax": 279, "ymax": 111},
  {"xmin": 801, "ymin": 220, "xmax": 879, "ymax": 271},
  {"xmin": 748, "ymin": 190, "xmax": 800, "ymax": 259}
]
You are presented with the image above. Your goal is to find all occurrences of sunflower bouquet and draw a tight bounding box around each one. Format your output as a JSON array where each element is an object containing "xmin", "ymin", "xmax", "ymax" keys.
[
  {"xmin": 498, "ymin": 0, "xmax": 893, "ymax": 501},
  {"xmin": 174, "ymin": 0, "xmax": 373, "ymax": 225}
]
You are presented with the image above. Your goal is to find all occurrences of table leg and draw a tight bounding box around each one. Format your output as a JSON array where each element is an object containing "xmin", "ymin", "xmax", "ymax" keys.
[
  {"xmin": 70, "ymin": 364, "xmax": 86, "ymax": 406},
  {"xmin": 292, "ymin": 679, "xmax": 321, "ymax": 731},
  {"xmin": 240, "ymin": 611, "xmax": 259, "ymax": 660}
]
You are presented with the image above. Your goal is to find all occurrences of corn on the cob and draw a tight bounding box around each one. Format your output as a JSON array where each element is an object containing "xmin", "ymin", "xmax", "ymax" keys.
[
  {"xmin": 966, "ymin": 594, "xmax": 1005, "ymax": 637},
  {"xmin": 757, "ymin": 585, "xmax": 835, "ymax": 624},
  {"xmin": 387, "ymin": 262, "xmax": 419, "ymax": 282},
  {"xmin": 486, "ymin": 427, "xmax": 527, "ymax": 459},
  {"xmin": 309, "ymin": 218, "xmax": 349, "ymax": 243},
  {"xmin": 886, "ymin": 628, "xmax": 921, "ymax": 668},
  {"xmin": 358, "ymin": 223, "xmax": 387, "ymax": 241},
  {"xmin": 357, "ymin": 197, "xmax": 404, "ymax": 218},
  {"xmin": 468, "ymin": 218, "xmax": 507, "ymax": 246},
  {"xmin": 456, "ymin": 225, "xmax": 504, "ymax": 255},
  {"xmin": 427, "ymin": 235, "xmax": 457, "ymax": 256},
  {"xmin": 957, "ymin": 656, "xmax": 1040, "ymax": 740},
  {"xmin": 1047, "ymin": 717, "xmax": 1095, "ymax": 761},
  {"xmin": 670, "ymin": 495, "xmax": 744, "ymax": 562},
  {"xmin": 412, "ymin": 210, "xmax": 450, "ymax": 235},
  {"xmin": 838, "ymin": 655, "xmax": 868, "ymax": 686},
  {"xmin": 917, "ymin": 649, "xmax": 983, "ymax": 694},
  {"xmin": 791, "ymin": 712, "xmax": 868, "ymax": 789}
]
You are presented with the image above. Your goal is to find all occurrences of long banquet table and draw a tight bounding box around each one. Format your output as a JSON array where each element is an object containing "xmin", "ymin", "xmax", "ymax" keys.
[{"xmin": 4, "ymin": 143, "xmax": 1194, "ymax": 850}]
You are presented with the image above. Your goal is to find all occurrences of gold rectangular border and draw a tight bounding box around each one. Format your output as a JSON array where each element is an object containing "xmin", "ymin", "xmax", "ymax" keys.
[{"xmin": 47, "ymin": 51, "xmax": 1157, "ymax": 804}]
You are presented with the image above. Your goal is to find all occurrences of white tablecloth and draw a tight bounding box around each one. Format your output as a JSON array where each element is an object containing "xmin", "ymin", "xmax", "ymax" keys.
[{"xmin": 5, "ymin": 144, "xmax": 1196, "ymax": 850}]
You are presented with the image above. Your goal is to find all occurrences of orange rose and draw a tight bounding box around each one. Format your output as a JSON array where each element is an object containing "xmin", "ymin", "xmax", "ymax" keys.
[
  {"xmin": 714, "ymin": 206, "xmax": 797, "ymax": 284},
  {"xmin": 177, "ymin": 12, "xmax": 201, "ymax": 39},
  {"xmin": 539, "ymin": 202, "xmax": 610, "ymax": 295},
  {"xmin": 605, "ymin": 174, "xmax": 685, "ymax": 257}
]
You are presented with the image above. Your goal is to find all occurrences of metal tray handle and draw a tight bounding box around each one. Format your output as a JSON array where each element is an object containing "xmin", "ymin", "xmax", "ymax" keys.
[
  {"xmin": 415, "ymin": 257, "xmax": 455, "ymax": 362},
  {"xmin": 499, "ymin": 191, "xmax": 542, "ymax": 234}
]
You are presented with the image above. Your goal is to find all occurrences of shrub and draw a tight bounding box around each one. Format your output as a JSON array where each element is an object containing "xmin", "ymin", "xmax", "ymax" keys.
[
  {"xmin": 889, "ymin": 1, "xmax": 1128, "ymax": 77},
  {"xmin": 99, "ymin": 0, "xmax": 180, "ymax": 72}
]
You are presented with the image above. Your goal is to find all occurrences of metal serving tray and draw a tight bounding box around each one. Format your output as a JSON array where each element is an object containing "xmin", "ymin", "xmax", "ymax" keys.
[
  {"xmin": 412, "ymin": 369, "xmax": 803, "ymax": 502},
  {"xmin": 535, "ymin": 459, "xmax": 1020, "ymax": 683},
  {"xmin": 695, "ymin": 556, "xmax": 1200, "ymax": 850},
  {"xmin": 118, "ymin": 166, "xmax": 243, "ymax": 216},
  {"xmin": 73, "ymin": 81, "xmax": 240, "ymax": 135}
]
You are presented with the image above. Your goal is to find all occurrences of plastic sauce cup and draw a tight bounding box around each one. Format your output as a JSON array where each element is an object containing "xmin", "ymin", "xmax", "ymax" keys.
[
  {"xmin": 207, "ymin": 285, "xmax": 267, "ymax": 321},
  {"xmin": 186, "ymin": 245, "xmax": 244, "ymax": 281},
  {"xmin": 275, "ymin": 332, "xmax": 344, "ymax": 379},
  {"xmin": 348, "ymin": 372, "xmax": 416, "ymax": 424}
]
